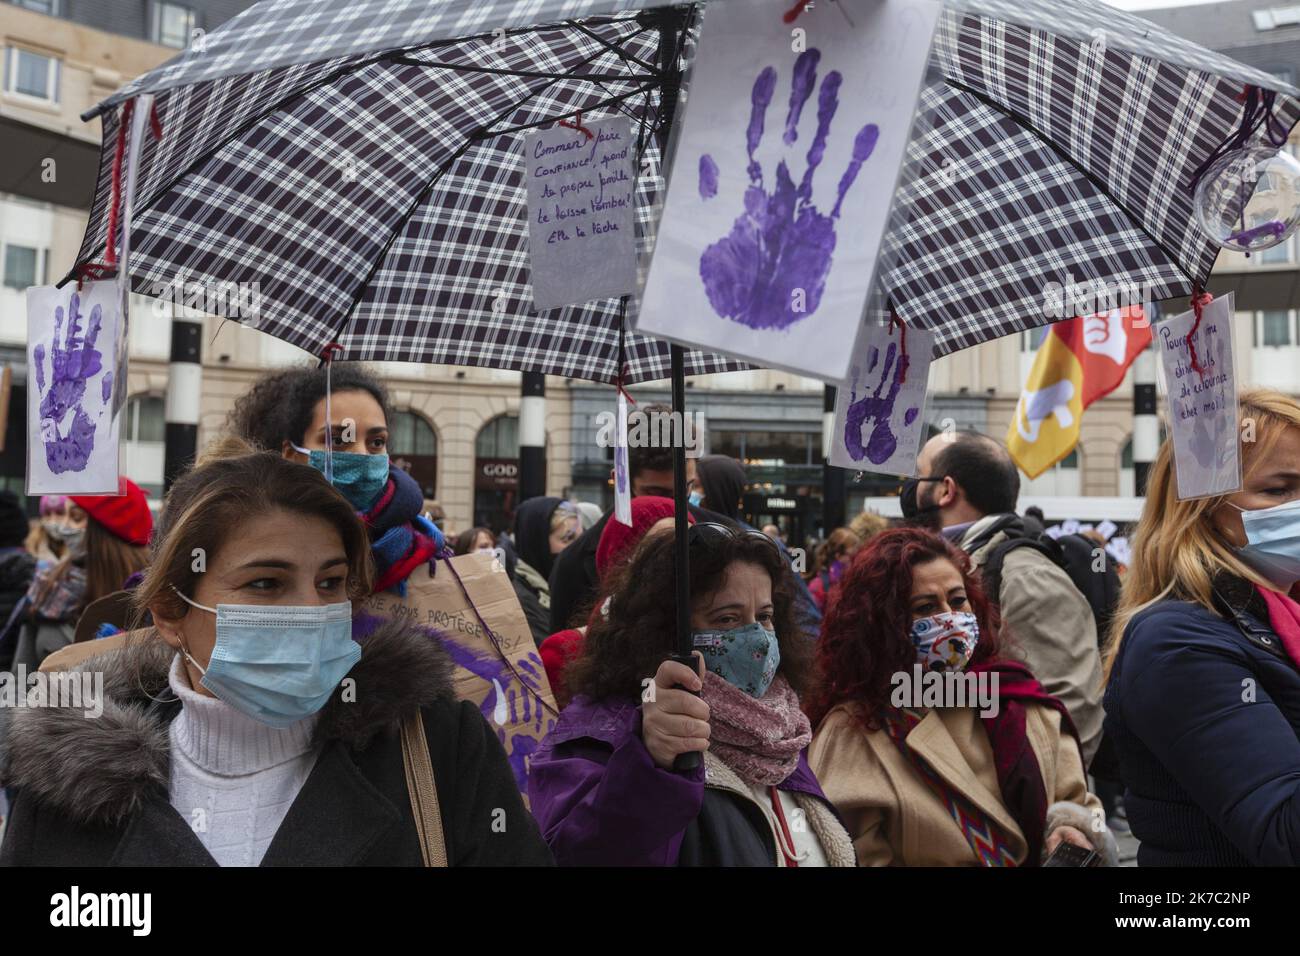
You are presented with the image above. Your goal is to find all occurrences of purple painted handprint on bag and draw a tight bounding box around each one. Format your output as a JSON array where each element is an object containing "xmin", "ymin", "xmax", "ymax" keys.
[
  {"xmin": 698, "ymin": 49, "xmax": 878, "ymax": 330},
  {"xmin": 33, "ymin": 291, "xmax": 105, "ymax": 474}
]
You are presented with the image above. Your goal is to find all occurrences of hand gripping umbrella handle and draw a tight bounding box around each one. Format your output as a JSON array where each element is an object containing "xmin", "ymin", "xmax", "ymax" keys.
[{"xmin": 669, "ymin": 652, "xmax": 703, "ymax": 772}]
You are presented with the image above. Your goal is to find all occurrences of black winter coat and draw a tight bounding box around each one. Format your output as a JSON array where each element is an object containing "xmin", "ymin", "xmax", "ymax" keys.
[
  {"xmin": 0, "ymin": 618, "xmax": 553, "ymax": 867},
  {"xmin": 1104, "ymin": 574, "xmax": 1300, "ymax": 866},
  {"xmin": 0, "ymin": 549, "xmax": 35, "ymax": 671}
]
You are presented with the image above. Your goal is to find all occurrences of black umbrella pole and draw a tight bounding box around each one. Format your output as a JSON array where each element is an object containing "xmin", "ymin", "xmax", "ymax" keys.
[{"xmin": 669, "ymin": 344, "xmax": 701, "ymax": 772}]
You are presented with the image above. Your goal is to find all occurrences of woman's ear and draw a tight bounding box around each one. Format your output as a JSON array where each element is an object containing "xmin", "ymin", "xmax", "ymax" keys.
[{"xmin": 150, "ymin": 602, "xmax": 187, "ymax": 651}]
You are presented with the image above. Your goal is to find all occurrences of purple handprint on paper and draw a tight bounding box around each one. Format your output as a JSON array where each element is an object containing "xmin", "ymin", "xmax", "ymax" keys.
[
  {"xmin": 34, "ymin": 291, "xmax": 105, "ymax": 474},
  {"xmin": 843, "ymin": 340, "xmax": 918, "ymax": 465},
  {"xmin": 698, "ymin": 49, "xmax": 878, "ymax": 331}
]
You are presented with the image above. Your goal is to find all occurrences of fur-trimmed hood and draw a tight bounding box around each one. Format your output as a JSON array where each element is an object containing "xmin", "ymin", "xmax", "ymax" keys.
[{"xmin": 1, "ymin": 616, "xmax": 455, "ymax": 829}]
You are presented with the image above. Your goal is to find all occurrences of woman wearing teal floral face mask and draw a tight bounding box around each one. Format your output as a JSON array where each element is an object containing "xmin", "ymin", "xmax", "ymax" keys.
[
  {"xmin": 227, "ymin": 363, "xmax": 449, "ymax": 596},
  {"xmin": 0, "ymin": 444, "xmax": 553, "ymax": 868},
  {"xmin": 527, "ymin": 521, "xmax": 856, "ymax": 867}
]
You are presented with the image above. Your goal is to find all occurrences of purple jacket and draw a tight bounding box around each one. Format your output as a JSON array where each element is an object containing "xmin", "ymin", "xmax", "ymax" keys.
[{"xmin": 526, "ymin": 693, "xmax": 832, "ymax": 866}]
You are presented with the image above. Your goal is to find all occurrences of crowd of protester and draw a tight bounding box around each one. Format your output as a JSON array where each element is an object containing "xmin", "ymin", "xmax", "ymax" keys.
[{"xmin": 0, "ymin": 365, "xmax": 1297, "ymax": 868}]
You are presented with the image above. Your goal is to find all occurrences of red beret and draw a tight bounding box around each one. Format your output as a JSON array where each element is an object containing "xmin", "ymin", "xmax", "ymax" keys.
[
  {"xmin": 594, "ymin": 496, "xmax": 693, "ymax": 581},
  {"xmin": 70, "ymin": 477, "xmax": 152, "ymax": 547}
]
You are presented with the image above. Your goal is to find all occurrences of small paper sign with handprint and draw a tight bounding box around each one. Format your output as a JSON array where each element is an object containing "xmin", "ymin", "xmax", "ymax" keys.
[
  {"xmin": 637, "ymin": 0, "xmax": 941, "ymax": 381},
  {"xmin": 829, "ymin": 319, "xmax": 934, "ymax": 473},
  {"xmin": 1156, "ymin": 292, "xmax": 1241, "ymax": 500},
  {"xmin": 26, "ymin": 281, "xmax": 122, "ymax": 494}
]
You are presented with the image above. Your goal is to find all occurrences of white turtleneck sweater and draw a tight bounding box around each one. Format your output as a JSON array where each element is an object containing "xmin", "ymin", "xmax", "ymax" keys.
[{"xmin": 166, "ymin": 655, "xmax": 321, "ymax": 867}]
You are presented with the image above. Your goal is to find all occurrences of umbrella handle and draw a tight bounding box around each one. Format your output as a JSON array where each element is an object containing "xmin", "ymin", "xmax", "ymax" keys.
[{"xmin": 669, "ymin": 652, "xmax": 704, "ymax": 772}]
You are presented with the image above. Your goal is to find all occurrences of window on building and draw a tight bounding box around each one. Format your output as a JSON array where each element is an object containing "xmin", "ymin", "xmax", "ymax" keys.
[
  {"xmin": 476, "ymin": 414, "xmax": 519, "ymax": 458},
  {"xmin": 2, "ymin": 243, "xmax": 43, "ymax": 289},
  {"xmin": 5, "ymin": 47, "xmax": 59, "ymax": 102},
  {"xmin": 122, "ymin": 395, "xmax": 165, "ymax": 497},
  {"xmin": 11, "ymin": 0, "xmax": 59, "ymax": 15},
  {"xmin": 1261, "ymin": 310, "xmax": 1293, "ymax": 347},
  {"xmin": 153, "ymin": 2, "xmax": 196, "ymax": 49},
  {"xmin": 1020, "ymin": 325, "xmax": 1049, "ymax": 351},
  {"xmin": 390, "ymin": 409, "xmax": 437, "ymax": 498},
  {"xmin": 123, "ymin": 395, "xmax": 165, "ymax": 443}
]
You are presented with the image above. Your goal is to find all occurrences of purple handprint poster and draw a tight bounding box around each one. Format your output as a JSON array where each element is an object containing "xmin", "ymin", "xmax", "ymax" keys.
[
  {"xmin": 637, "ymin": 0, "xmax": 940, "ymax": 382},
  {"xmin": 830, "ymin": 319, "xmax": 934, "ymax": 473},
  {"xmin": 1156, "ymin": 293, "xmax": 1241, "ymax": 500},
  {"xmin": 26, "ymin": 281, "xmax": 122, "ymax": 494}
]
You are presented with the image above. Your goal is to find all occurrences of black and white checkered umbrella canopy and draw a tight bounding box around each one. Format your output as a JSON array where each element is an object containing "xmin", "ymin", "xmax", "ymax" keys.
[{"xmin": 70, "ymin": 0, "xmax": 1300, "ymax": 381}]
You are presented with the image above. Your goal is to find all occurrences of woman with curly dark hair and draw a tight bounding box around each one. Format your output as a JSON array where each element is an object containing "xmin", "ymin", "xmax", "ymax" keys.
[
  {"xmin": 527, "ymin": 521, "xmax": 855, "ymax": 866},
  {"xmin": 808, "ymin": 527, "xmax": 1115, "ymax": 867},
  {"xmin": 226, "ymin": 363, "xmax": 447, "ymax": 595}
]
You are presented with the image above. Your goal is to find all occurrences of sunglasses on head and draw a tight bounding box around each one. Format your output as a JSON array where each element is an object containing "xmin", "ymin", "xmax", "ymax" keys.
[{"xmin": 688, "ymin": 521, "xmax": 781, "ymax": 554}]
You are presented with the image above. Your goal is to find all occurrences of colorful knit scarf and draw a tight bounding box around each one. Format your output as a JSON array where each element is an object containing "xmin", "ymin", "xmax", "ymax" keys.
[{"xmin": 360, "ymin": 465, "xmax": 449, "ymax": 595}]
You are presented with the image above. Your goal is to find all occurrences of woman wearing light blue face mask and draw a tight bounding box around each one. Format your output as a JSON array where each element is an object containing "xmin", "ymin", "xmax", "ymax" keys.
[
  {"xmin": 227, "ymin": 363, "xmax": 449, "ymax": 596},
  {"xmin": 1103, "ymin": 388, "xmax": 1300, "ymax": 867},
  {"xmin": 0, "ymin": 442, "xmax": 552, "ymax": 868},
  {"xmin": 528, "ymin": 521, "xmax": 856, "ymax": 867}
]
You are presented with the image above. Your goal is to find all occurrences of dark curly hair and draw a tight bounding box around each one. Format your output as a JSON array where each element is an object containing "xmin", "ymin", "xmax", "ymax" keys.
[
  {"xmin": 226, "ymin": 362, "xmax": 391, "ymax": 453},
  {"xmin": 804, "ymin": 527, "xmax": 1014, "ymax": 731},
  {"xmin": 565, "ymin": 522, "xmax": 810, "ymax": 703}
]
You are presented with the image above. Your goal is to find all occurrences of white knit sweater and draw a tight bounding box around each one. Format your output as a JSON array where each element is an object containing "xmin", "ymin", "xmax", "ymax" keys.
[{"xmin": 166, "ymin": 655, "xmax": 321, "ymax": 867}]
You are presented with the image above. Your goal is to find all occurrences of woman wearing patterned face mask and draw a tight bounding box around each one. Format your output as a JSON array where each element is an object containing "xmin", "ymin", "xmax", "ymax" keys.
[
  {"xmin": 528, "ymin": 521, "xmax": 855, "ymax": 867},
  {"xmin": 1104, "ymin": 389, "xmax": 1300, "ymax": 866},
  {"xmin": 0, "ymin": 445, "xmax": 551, "ymax": 867},
  {"xmin": 808, "ymin": 528, "xmax": 1114, "ymax": 867}
]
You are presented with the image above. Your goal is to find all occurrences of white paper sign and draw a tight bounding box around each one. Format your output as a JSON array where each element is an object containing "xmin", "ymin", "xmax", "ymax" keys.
[
  {"xmin": 524, "ymin": 115, "xmax": 638, "ymax": 311},
  {"xmin": 1157, "ymin": 294, "xmax": 1241, "ymax": 500},
  {"xmin": 636, "ymin": 0, "xmax": 941, "ymax": 381},
  {"xmin": 614, "ymin": 390, "xmax": 632, "ymax": 527},
  {"xmin": 1095, "ymin": 519, "xmax": 1118, "ymax": 541},
  {"xmin": 27, "ymin": 282, "xmax": 122, "ymax": 494},
  {"xmin": 1106, "ymin": 536, "xmax": 1131, "ymax": 567},
  {"xmin": 829, "ymin": 320, "xmax": 934, "ymax": 472}
]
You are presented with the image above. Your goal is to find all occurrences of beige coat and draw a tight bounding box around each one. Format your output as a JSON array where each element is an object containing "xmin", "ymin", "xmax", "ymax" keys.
[
  {"xmin": 809, "ymin": 702, "xmax": 1110, "ymax": 866},
  {"xmin": 960, "ymin": 515, "xmax": 1104, "ymax": 764}
]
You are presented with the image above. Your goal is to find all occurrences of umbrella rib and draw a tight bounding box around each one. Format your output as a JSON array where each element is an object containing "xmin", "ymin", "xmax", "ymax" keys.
[
  {"xmin": 386, "ymin": 55, "xmax": 656, "ymax": 84},
  {"xmin": 943, "ymin": 77, "xmax": 1199, "ymax": 289},
  {"xmin": 471, "ymin": 83, "xmax": 658, "ymax": 140},
  {"xmin": 569, "ymin": 20, "xmax": 661, "ymax": 74}
]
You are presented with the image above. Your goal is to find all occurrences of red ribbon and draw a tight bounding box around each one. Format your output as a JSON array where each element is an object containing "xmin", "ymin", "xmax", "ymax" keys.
[
  {"xmin": 890, "ymin": 310, "xmax": 909, "ymax": 385},
  {"xmin": 558, "ymin": 109, "xmax": 594, "ymax": 142},
  {"xmin": 102, "ymin": 98, "xmax": 164, "ymax": 268},
  {"xmin": 783, "ymin": 0, "xmax": 812, "ymax": 23},
  {"xmin": 1188, "ymin": 284, "xmax": 1214, "ymax": 377},
  {"xmin": 614, "ymin": 362, "xmax": 636, "ymax": 406},
  {"xmin": 321, "ymin": 342, "xmax": 344, "ymax": 364}
]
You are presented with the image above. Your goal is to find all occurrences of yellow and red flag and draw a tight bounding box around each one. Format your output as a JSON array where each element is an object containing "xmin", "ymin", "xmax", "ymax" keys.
[{"xmin": 1007, "ymin": 307, "xmax": 1152, "ymax": 479}]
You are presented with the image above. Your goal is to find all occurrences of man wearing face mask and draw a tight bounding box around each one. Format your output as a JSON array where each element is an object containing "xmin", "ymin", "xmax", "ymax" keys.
[
  {"xmin": 1103, "ymin": 389, "xmax": 1300, "ymax": 866},
  {"xmin": 906, "ymin": 431, "xmax": 1104, "ymax": 765}
]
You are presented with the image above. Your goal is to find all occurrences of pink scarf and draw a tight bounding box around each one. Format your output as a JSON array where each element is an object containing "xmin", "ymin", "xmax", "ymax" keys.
[
  {"xmin": 1258, "ymin": 585, "xmax": 1300, "ymax": 668},
  {"xmin": 702, "ymin": 671, "xmax": 811, "ymax": 786}
]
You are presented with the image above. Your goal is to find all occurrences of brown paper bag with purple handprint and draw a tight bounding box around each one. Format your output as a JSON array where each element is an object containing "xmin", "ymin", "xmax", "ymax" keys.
[{"xmin": 361, "ymin": 552, "xmax": 558, "ymax": 804}]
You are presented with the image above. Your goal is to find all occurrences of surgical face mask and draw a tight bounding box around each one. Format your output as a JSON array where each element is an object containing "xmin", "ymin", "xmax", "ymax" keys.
[
  {"xmin": 911, "ymin": 611, "xmax": 980, "ymax": 673},
  {"xmin": 293, "ymin": 443, "xmax": 390, "ymax": 511},
  {"xmin": 44, "ymin": 522, "xmax": 84, "ymax": 549},
  {"xmin": 1228, "ymin": 498, "xmax": 1300, "ymax": 588},
  {"xmin": 688, "ymin": 490, "xmax": 704, "ymax": 508},
  {"xmin": 693, "ymin": 621, "xmax": 780, "ymax": 698},
  {"xmin": 172, "ymin": 588, "xmax": 359, "ymax": 728}
]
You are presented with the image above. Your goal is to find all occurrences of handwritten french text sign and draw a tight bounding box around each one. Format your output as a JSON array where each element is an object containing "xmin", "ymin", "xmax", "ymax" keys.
[
  {"xmin": 26, "ymin": 282, "xmax": 121, "ymax": 495},
  {"xmin": 1157, "ymin": 293, "xmax": 1241, "ymax": 500},
  {"xmin": 524, "ymin": 115, "xmax": 637, "ymax": 311},
  {"xmin": 636, "ymin": 0, "xmax": 941, "ymax": 381},
  {"xmin": 830, "ymin": 321, "xmax": 934, "ymax": 473}
]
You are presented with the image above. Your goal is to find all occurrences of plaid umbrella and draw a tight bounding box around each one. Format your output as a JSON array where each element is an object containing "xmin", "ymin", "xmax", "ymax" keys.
[{"xmin": 68, "ymin": 0, "xmax": 1300, "ymax": 377}]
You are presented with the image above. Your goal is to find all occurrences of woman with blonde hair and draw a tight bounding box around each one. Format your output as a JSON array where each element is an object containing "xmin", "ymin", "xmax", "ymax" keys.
[{"xmin": 1103, "ymin": 388, "xmax": 1300, "ymax": 866}]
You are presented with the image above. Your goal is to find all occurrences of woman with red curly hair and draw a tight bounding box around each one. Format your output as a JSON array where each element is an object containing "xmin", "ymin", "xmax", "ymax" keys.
[{"xmin": 808, "ymin": 528, "xmax": 1115, "ymax": 867}]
